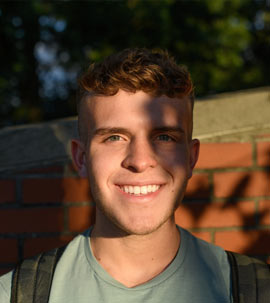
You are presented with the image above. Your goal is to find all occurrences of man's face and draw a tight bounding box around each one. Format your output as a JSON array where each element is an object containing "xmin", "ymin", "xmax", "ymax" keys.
[{"xmin": 72, "ymin": 90, "xmax": 199, "ymax": 236}]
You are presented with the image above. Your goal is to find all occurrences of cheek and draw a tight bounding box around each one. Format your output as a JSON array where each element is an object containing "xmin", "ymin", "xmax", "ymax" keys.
[
  {"xmin": 87, "ymin": 147, "xmax": 121, "ymax": 185},
  {"xmin": 158, "ymin": 145, "xmax": 189, "ymax": 169}
]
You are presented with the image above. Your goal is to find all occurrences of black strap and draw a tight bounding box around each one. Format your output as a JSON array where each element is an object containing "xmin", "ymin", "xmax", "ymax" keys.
[
  {"xmin": 226, "ymin": 251, "xmax": 270, "ymax": 303},
  {"xmin": 226, "ymin": 251, "xmax": 240, "ymax": 303},
  {"xmin": 11, "ymin": 245, "xmax": 66, "ymax": 303}
]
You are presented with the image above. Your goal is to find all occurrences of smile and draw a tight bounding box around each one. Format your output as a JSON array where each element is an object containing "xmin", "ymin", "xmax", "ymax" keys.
[{"xmin": 119, "ymin": 185, "xmax": 161, "ymax": 196}]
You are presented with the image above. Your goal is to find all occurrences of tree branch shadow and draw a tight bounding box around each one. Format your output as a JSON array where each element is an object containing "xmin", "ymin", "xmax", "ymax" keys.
[{"xmin": 177, "ymin": 146, "xmax": 270, "ymax": 262}]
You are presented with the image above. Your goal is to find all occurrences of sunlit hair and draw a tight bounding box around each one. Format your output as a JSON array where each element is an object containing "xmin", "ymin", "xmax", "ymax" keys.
[{"xmin": 77, "ymin": 48, "xmax": 194, "ymax": 139}]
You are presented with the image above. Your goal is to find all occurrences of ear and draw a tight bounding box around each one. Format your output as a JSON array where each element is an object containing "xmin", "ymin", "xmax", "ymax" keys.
[
  {"xmin": 71, "ymin": 139, "xmax": 87, "ymax": 177},
  {"xmin": 188, "ymin": 139, "xmax": 200, "ymax": 179}
]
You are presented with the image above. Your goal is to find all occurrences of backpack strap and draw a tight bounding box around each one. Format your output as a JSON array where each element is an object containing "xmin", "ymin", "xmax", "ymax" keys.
[
  {"xmin": 11, "ymin": 245, "xmax": 66, "ymax": 303},
  {"xmin": 226, "ymin": 251, "xmax": 270, "ymax": 303}
]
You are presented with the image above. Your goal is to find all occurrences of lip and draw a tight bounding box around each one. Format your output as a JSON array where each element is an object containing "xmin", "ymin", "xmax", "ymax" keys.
[{"xmin": 116, "ymin": 181, "xmax": 165, "ymax": 186}]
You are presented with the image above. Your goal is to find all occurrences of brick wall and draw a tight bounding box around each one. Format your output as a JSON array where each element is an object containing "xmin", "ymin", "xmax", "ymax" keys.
[{"xmin": 0, "ymin": 135, "xmax": 270, "ymax": 275}]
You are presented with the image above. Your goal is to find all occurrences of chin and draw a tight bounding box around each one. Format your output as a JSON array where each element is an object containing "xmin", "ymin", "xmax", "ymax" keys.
[
  {"xmin": 113, "ymin": 215, "xmax": 172, "ymax": 236},
  {"xmin": 95, "ymin": 194, "xmax": 177, "ymax": 237}
]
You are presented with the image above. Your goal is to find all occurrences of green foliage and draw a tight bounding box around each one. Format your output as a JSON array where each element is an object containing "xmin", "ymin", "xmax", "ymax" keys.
[{"xmin": 0, "ymin": 0, "xmax": 269, "ymax": 127}]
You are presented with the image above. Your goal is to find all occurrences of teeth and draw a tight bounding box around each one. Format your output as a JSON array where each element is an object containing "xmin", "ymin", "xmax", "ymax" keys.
[
  {"xmin": 120, "ymin": 185, "xmax": 161, "ymax": 195},
  {"xmin": 141, "ymin": 186, "xmax": 147, "ymax": 194},
  {"xmin": 134, "ymin": 186, "xmax": 140, "ymax": 195}
]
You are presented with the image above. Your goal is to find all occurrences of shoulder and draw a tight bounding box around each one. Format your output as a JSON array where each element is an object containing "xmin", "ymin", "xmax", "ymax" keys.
[
  {"xmin": 179, "ymin": 226, "xmax": 227, "ymax": 261},
  {"xmin": 0, "ymin": 270, "xmax": 13, "ymax": 302},
  {"xmin": 178, "ymin": 226, "xmax": 231, "ymax": 280},
  {"xmin": 178, "ymin": 227, "xmax": 232, "ymax": 301},
  {"xmin": 0, "ymin": 229, "xmax": 91, "ymax": 303}
]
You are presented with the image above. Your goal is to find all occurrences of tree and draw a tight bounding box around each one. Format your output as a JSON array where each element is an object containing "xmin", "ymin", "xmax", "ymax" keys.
[{"xmin": 0, "ymin": 0, "xmax": 269, "ymax": 127}]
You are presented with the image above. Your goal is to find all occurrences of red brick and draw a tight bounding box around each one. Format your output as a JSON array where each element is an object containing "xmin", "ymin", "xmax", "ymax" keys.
[
  {"xmin": 185, "ymin": 174, "xmax": 210, "ymax": 198},
  {"xmin": 68, "ymin": 205, "xmax": 95, "ymax": 232},
  {"xmin": 190, "ymin": 231, "xmax": 212, "ymax": 243},
  {"xmin": 23, "ymin": 177, "xmax": 91, "ymax": 203},
  {"xmin": 61, "ymin": 178, "xmax": 91, "ymax": 203},
  {"xmin": 24, "ymin": 236, "xmax": 73, "ymax": 258},
  {"xmin": 196, "ymin": 143, "xmax": 252, "ymax": 169},
  {"xmin": 259, "ymin": 200, "xmax": 270, "ymax": 225},
  {"xmin": 213, "ymin": 171, "xmax": 270, "ymax": 198},
  {"xmin": 215, "ymin": 230, "xmax": 270, "ymax": 254},
  {"xmin": 257, "ymin": 142, "xmax": 270, "ymax": 167},
  {"xmin": 0, "ymin": 180, "xmax": 15, "ymax": 203},
  {"xmin": 175, "ymin": 201, "xmax": 255, "ymax": 229},
  {"xmin": 0, "ymin": 208, "xmax": 64, "ymax": 233},
  {"xmin": 0, "ymin": 239, "xmax": 18, "ymax": 263}
]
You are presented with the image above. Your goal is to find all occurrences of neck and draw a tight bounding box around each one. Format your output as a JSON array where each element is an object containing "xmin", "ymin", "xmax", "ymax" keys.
[{"xmin": 90, "ymin": 219, "xmax": 180, "ymax": 288}]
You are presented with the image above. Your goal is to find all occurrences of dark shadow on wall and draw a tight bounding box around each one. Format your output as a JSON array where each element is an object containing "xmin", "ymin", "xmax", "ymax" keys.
[{"xmin": 179, "ymin": 147, "xmax": 270, "ymax": 261}]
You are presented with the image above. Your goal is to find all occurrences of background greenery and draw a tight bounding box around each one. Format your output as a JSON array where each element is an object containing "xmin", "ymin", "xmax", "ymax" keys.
[{"xmin": 0, "ymin": 0, "xmax": 269, "ymax": 127}]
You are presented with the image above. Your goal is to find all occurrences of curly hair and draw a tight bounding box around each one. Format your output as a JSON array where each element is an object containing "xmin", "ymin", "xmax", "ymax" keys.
[
  {"xmin": 77, "ymin": 48, "xmax": 194, "ymax": 140},
  {"xmin": 77, "ymin": 48, "xmax": 194, "ymax": 109}
]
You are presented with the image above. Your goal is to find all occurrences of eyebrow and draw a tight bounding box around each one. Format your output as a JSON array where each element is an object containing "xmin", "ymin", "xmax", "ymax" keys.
[
  {"xmin": 93, "ymin": 127, "xmax": 130, "ymax": 136},
  {"xmin": 151, "ymin": 127, "xmax": 185, "ymax": 134},
  {"xmin": 93, "ymin": 126, "xmax": 184, "ymax": 137}
]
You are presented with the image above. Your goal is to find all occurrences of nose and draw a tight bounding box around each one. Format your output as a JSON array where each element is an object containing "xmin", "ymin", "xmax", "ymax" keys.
[{"xmin": 121, "ymin": 138, "xmax": 157, "ymax": 172}]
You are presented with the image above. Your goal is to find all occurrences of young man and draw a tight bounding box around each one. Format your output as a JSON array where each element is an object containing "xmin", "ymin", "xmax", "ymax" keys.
[{"xmin": 0, "ymin": 48, "xmax": 232, "ymax": 302}]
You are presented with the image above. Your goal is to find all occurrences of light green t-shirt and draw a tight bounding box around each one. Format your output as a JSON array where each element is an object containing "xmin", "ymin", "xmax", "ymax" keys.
[{"xmin": 0, "ymin": 226, "xmax": 232, "ymax": 302}]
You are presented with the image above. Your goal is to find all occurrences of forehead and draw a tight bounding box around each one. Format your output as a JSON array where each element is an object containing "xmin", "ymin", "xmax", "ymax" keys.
[{"xmin": 79, "ymin": 90, "xmax": 192, "ymax": 135}]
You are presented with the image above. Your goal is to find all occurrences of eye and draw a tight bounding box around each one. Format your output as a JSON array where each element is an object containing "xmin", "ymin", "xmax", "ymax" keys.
[
  {"xmin": 156, "ymin": 134, "xmax": 174, "ymax": 142},
  {"xmin": 106, "ymin": 135, "xmax": 124, "ymax": 142}
]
